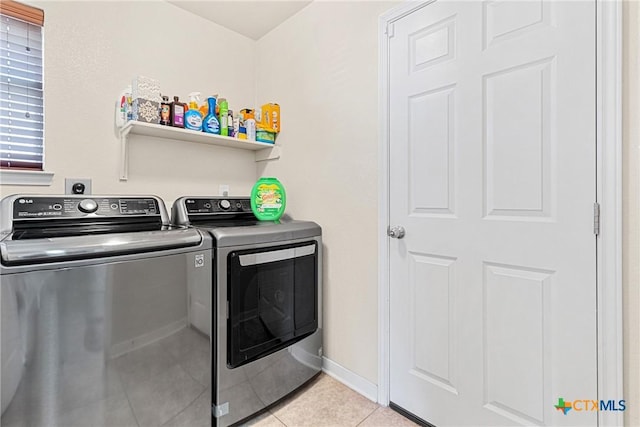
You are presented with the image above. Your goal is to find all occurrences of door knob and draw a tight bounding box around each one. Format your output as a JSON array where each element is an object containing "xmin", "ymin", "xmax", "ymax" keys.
[{"xmin": 387, "ymin": 226, "xmax": 405, "ymax": 239}]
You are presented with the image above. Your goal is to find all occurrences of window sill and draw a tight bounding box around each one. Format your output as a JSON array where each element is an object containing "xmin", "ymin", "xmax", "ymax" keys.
[{"xmin": 0, "ymin": 169, "xmax": 54, "ymax": 186}]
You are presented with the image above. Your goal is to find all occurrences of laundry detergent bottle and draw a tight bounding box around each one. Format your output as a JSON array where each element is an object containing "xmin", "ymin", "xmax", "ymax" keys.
[
  {"xmin": 251, "ymin": 177, "xmax": 286, "ymax": 221},
  {"xmin": 203, "ymin": 97, "xmax": 220, "ymax": 134},
  {"xmin": 184, "ymin": 92, "xmax": 203, "ymax": 131}
]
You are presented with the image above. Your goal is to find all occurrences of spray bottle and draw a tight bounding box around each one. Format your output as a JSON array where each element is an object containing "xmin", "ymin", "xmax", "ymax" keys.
[{"xmin": 184, "ymin": 92, "xmax": 203, "ymax": 131}]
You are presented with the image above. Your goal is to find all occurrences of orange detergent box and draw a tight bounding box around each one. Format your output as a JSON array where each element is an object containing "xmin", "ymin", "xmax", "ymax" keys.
[{"xmin": 259, "ymin": 103, "xmax": 280, "ymax": 133}]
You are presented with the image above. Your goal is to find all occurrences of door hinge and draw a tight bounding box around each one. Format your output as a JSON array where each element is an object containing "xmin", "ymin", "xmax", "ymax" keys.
[
  {"xmin": 212, "ymin": 402, "xmax": 229, "ymax": 418},
  {"xmin": 386, "ymin": 22, "xmax": 395, "ymax": 38},
  {"xmin": 593, "ymin": 202, "xmax": 600, "ymax": 236}
]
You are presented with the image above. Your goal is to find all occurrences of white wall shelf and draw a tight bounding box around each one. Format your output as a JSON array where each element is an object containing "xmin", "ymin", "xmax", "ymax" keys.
[{"xmin": 118, "ymin": 121, "xmax": 280, "ymax": 181}]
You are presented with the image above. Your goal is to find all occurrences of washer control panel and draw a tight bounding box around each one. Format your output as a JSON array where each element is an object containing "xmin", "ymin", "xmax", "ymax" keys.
[
  {"xmin": 185, "ymin": 198, "xmax": 252, "ymax": 214},
  {"xmin": 12, "ymin": 197, "xmax": 159, "ymax": 219}
]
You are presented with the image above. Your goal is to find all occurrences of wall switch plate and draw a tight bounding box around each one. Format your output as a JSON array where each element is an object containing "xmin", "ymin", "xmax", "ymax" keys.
[
  {"xmin": 65, "ymin": 178, "xmax": 92, "ymax": 195},
  {"xmin": 219, "ymin": 185, "xmax": 229, "ymax": 197}
]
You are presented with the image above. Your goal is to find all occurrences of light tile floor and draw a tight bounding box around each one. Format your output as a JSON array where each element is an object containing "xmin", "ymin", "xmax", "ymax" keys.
[
  {"xmin": 2, "ymin": 323, "xmax": 417, "ymax": 427},
  {"xmin": 243, "ymin": 374, "xmax": 419, "ymax": 427}
]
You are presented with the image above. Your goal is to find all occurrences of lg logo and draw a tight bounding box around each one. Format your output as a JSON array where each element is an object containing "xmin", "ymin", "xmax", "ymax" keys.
[{"xmin": 195, "ymin": 254, "xmax": 205, "ymax": 268}]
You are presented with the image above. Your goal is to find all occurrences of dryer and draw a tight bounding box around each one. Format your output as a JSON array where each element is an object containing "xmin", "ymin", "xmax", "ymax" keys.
[{"xmin": 172, "ymin": 196, "xmax": 323, "ymax": 427}]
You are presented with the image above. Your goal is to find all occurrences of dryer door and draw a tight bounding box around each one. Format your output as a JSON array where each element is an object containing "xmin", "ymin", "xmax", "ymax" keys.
[{"xmin": 226, "ymin": 241, "xmax": 318, "ymax": 368}]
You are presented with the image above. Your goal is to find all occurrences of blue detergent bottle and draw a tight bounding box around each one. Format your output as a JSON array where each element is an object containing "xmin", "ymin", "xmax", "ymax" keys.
[{"xmin": 203, "ymin": 97, "xmax": 220, "ymax": 134}]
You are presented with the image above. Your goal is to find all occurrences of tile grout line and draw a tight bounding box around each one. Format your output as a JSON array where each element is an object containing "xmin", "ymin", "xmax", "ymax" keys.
[
  {"xmin": 261, "ymin": 373, "xmax": 380, "ymax": 427},
  {"xmin": 113, "ymin": 359, "xmax": 142, "ymax": 427},
  {"xmin": 266, "ymin": 373, "xmax": 324, "ymax": 426},
  {"xmin": 355, "ymin": 405, "xmax": 380, "ymax": 427},
  {"xmin": 268, "ymin": 409, "xmax": 289, "ymax": 427},
  {"xmin": 161, "ymin": 385, "xmax": 208, "ymax": 426},
  {"xmin": 158, "ymin": 329, "xmax": 209, "ymax": 425},
  {"xmin": 117, "ymin": 337, "xmax": 206, "ymax": 427}
]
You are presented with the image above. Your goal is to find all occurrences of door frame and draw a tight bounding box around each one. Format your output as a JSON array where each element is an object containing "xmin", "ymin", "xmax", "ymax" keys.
[{"xmin": 377, "ymin": 1, "xmax": 623, "ymax": 426}]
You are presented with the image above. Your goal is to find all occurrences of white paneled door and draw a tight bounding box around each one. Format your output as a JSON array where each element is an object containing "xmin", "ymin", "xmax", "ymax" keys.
[{"xmin": 388, "ymin": 1, "xmax": 597, "ymax": 426}]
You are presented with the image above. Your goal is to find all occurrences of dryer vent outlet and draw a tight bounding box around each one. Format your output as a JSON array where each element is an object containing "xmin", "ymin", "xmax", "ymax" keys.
[{"xmin": 65, "ymin": 178, "xmax": 92, "ymax": 195}]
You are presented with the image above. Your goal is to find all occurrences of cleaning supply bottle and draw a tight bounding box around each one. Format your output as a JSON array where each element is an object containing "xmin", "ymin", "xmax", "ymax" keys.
[
  {"xmin": 219, "ymin": 98, "xmax": 229, "ymax": 136},
  {"xmin": 251, "ymin": 177, "xmax": 286, "ymax": 221},
  {"xmin": 203, "ymin": 97, "xmax": 220, "ymax": 134},
  {"xmin": 199, "ymin": 101, "xmax": 209, "ymax": 119},
  {"xmin": 246, "ymin": 118, "xmax": 256, "ymax": 141},
  {"xmin": 171, "ymin": 96, "xmax": 185, "ymax": 128},
  {"xmin": 115, "ymin": 85, "xmax": 132, "ymax": 128},
  {"xmin": 159, "ymin": 95, "xmax": 171, "ymax": 125},
  {"xmin": 233, "ymin": 115, "xmax": 241, "ymax": 139},
  {"xmin": 228, "ymin": 110, "xmax": 234, "ymax": 137},
  {"xmin": 184, "ymin": 92, "xmax": 203, "ymax": 131}
]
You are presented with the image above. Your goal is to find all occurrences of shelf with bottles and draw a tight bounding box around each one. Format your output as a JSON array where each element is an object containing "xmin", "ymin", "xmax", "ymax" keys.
[{"xmin": 118, "ymin": 121, "xmax": 280, "ymax": 181}]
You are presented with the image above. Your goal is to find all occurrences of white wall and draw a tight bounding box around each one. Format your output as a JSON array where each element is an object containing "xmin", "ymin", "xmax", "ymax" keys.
[
  {"xmin": 0, "ymin": 1, "xmax": 259, "ymax": 204},
  {"xmin": 255, "ymin": 1, "xmax": 397, "ymax": 384},
  {"xmin": 256, "ymin": 0, "xmax": 640, "ymax": 414},
  {"xmin": 623, "ymin": 2, "xmax": 640, "ymax": 425}
]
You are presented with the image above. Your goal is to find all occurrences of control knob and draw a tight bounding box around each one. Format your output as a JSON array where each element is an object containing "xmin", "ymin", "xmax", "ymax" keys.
[
  {"xmin": 219, "ymin": 199, "xmax": 231, "ymax": 210},
  {"xmin": 78, "ymin": 199, "xmax": 98, "ymax": 213}
]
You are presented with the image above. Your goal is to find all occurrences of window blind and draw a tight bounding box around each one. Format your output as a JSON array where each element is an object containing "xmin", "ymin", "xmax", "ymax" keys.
[{"xmin": 0, "ymin": 12, "xmax": 44, "ymax": 170}]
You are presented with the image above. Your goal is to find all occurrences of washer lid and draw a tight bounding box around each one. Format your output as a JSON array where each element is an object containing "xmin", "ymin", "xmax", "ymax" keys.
[
  {"xmin": 208, "ymin": 220, "xmax": 321, "ymax": 247},
  {"xmin": 0, "ymin": 228, "xmax": 203, "ymax": 266}
]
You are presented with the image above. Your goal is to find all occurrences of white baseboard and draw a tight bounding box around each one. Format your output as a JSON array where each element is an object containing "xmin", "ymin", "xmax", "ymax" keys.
[{"xmin": 322, "ymin": 356, "xmax": 378, "ymax": 403}]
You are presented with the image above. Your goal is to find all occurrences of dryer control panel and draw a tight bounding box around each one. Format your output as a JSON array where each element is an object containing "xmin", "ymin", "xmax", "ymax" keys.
[{"xmin": 184, "ymin": 198, "xmax": 252, "ymax": 214}]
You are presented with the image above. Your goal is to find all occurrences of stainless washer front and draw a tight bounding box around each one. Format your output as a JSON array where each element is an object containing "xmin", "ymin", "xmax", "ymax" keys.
[{"xmin": 1, "ymin": 194, "xmax": 213, "ymax": 427}]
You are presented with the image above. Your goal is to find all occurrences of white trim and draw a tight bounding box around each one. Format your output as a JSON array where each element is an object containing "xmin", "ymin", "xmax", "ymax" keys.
[
  {"xmin": 377, "ymin": 7, "xmax": 391, "ymax": 408},
  {"xmin": 596, "ymin": 1, "xmax": 624, "ymax": 426},
  {"xmin": 377, "ymin": 0, "xmax": 435, "ymax": 408},
  {"xmin": 322, "ymin": 357, "xmax": 378, "ymax": 403},
  {"xmin": 0, "ymin": 169, "xmax": 54, "ymax": 186},
  {"xmin": 378, "ymin": 0, "xmax": 623, "ymax": 422}
]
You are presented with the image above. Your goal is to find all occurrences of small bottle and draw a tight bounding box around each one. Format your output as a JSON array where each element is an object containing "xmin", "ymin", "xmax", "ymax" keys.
[
  {"xmin": 219, "ymin": 98, "xmax": 229, "ymax": 136},
  {"xmin": 246, "ymin": 118, "xmax": 256, "ymax": 141},
  {"xmin": 171, "ymin": 96, "xmax": 185, "ymax": 128},
  {"xmin": 233, "ymin": 115, "xmax": 240, "ymax": 139},
  {"xmin": 227, "ymin": 110, "xmax": 234, "ymax": 137},
  {"xmin": 126, "ymin": 94, "xmax": 133, "ymax": 122},
  {"xmin": 255, "ymin": 108, "xmax": 262, "ymax": 126},
  {"xmin": 203, "ymin": 97, "xmax": 220, "ymax": 134},
  {"xmin": 159, "ymin": 95, "xmax": 171, "ymax": 126},
  {"xmin": 115, "ymin": 85, "xmax": 132, "ymax": 128}
]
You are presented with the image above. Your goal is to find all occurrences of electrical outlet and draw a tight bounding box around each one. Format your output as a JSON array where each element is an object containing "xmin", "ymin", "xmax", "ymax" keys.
[
  {"xmin": 219, "ymin": 184, "xmax": 229, "ymax": 197},
  {"xmin": 65, "ymin": 178, "xmax": 92, "ymax": 195}
]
